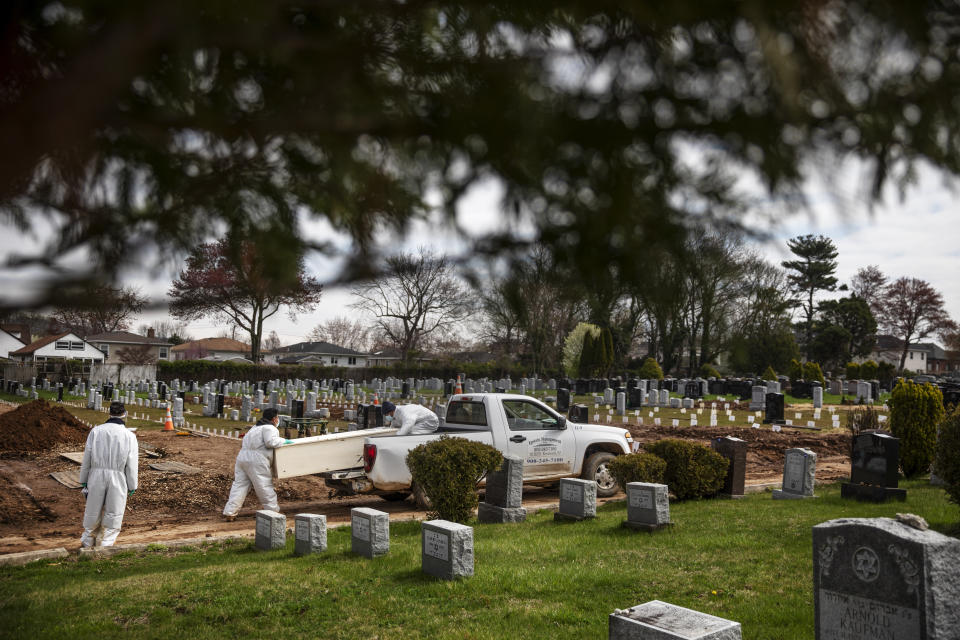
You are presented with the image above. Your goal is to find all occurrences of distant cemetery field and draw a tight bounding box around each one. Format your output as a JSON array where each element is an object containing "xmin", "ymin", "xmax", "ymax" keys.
[{"xmin": 0, "ymin": 478, "xmax": 955, "ymax": 640}]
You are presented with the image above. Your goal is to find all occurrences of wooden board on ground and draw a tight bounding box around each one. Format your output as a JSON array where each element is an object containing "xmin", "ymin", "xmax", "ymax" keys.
[
  {"xmin": 50, "ymin": 470, "xmax": 83, "ymax": 489},
  {"xmin": 149, "ymin": 461, "xmax": 203, "ymax": 475},
  {"xmin": 59, "ymin": 452, "xmax": 84, "ymax": 465},
  {"xmin": 272, "ymin": 427, "xmax": 399, "ymax": 479}
]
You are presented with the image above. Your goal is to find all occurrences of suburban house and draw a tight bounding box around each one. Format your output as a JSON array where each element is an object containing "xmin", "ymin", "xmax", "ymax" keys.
[
  {"xmin": 0, "ymin": 327, "xmax": 27, "ymax": 359},
  {"xmin": 365, "ymin": 347, "xmax": 432, "ymax": 367},
  {"xmin": 265, "ymin": 341, "xmax": 367, "ymax": 367},
  {"xmin": 867, "ymin": 334, "xmax": 929, "ymax": 373},
  {"xmin": 9, "ymin": 332, "xmax": 105, "ymax": 374},
  {"xmin": 171, "ymin": 337, "xmax": 251, "ymax": 361},
  {"xmin": 86, "ymin": 329, "xmax": 173, "ymax": 364},
  {"xmin": 915, "ymin": 342, "xmax": 954, "ymax": 375}
]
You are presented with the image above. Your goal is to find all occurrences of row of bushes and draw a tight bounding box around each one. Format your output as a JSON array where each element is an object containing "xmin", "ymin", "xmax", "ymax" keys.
[
  {"xmin": 157, "ymin": 359, "xmax": 537, "ymax": 385},
  {"xmin": 407, "ymin": 436, "xmax": 731, "ymax": 523}
]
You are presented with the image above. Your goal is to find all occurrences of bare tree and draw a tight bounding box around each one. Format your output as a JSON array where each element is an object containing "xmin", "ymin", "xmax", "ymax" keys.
[
  {"xmin": 850, "ymin": 265, "xmax": 887, "ymax": 313},
  {"xmin": 115, "ymin": 344, "xmax": 157, "ymax": 364},
  {"xmin": 52, "ymin": 284, "xmax": 146, "ymax": 336},
  {"xmin": 137, "ymin": 318, "xmax": 192, "ymax": 344},
  {"xmin": 263, "ymin": 330, "xmax": 282, "ymax": 352},
  {"xmin": 305, "ymin": 316, "xmax": 371, "ymax": 351},
  {"xmin": 351, "ymin": 249, "xmax": 471, "ymax": 362},
  {"xmin": 875, "ymin": 277, "xmax": 957, "ymax": 371}
]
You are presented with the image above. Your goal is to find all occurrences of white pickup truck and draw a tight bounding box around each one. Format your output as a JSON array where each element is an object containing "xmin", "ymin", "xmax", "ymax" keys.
[{"xmin": 314, "ymin": 393, "xmax": 633, "ymax": 504}]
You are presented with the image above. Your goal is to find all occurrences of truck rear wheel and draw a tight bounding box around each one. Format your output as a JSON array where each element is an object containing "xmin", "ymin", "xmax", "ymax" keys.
[
  {"xmin": 582, "ymin": 452, "xmax": 618, "ymax": 497},
  {"xmin": 411, "ymin": 482, "xmax": 433, "ymax": 509}
]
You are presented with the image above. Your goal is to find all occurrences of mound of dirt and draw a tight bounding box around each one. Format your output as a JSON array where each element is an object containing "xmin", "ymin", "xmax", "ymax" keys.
[{"xmin": 0, "ymin": 400, "xmax": 91, "ymax": 455}]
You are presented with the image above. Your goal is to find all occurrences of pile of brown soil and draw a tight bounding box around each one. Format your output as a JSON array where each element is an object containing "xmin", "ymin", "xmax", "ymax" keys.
[
  {"xmin": 0, "ymin": 400, "xmax": 90, "ymax": 455},
  {"xmin": 130, "ymin": 471, "xmax": 318, "ymax": 516}
]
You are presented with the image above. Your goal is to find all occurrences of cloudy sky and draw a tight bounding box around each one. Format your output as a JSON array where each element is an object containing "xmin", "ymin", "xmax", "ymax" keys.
[
  {"xmin": 133, "ymin": 158, "xmax": 959, "ymax": 346},
  {"xmin": 2, "ymin": 158, "xmax": 957, "ymax": 346}
]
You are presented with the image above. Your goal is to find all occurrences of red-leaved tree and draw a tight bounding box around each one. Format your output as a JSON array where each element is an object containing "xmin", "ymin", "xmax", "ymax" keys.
[
  {"xmin": 169, "ymin": 241, "xmax": 322, "ymax": 362},
  {"xmin": 876, "ymin": 276, "xmax": 957, "ymax": 372}
]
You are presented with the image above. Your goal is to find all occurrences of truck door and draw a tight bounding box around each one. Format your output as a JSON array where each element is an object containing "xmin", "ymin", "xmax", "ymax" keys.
[{"xmin": 500, "ymin": 399, "xmax": 576, "ymax": 479}]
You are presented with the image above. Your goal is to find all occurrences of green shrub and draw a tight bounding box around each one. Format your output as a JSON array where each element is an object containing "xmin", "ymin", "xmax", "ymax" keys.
[
  {"xmin": 889, "ymin": 380, "xmax": 945, "ymax": 478},
  {"xmin": 406, "ymin": 436, "xmax": 503, "ymax": 523},
  {"xmin": 607, "ymin": 453, "xmax": 667, "ymax": 490},
  {"xmin": 877, "ymin": 361, "xmax": 897, "ymax": 386},
  {"xmin": 788, "ymin": 359, "xmax": 803, "ymax": 381},
  {"xmin": 934, "ymin": 407, "xmax": 960, "ymax": 507},
  {"xmin": 762, "ymin": 365, "xmax": 777, "ymax": 381},
  {"xmin": 645, "ymin": 439, "xmax": 728, "ymax": 500},
  {"xmin": 638, "ymin": 357, "xmax": 664, "ymax": 380},
  {"xmin": 845, "ymin": 362, "xmax": 861, "ymax": 379},
  {"xmin": 700, "ymin": 363, "xmax": 721, "ymax": 379},
  {"xmin": 803, "ymin": 361, "xmax": 826, "ymax": 386},
  {"xmin": 859, "ymin": 360, "xmax": 879, "ymax": 380}
]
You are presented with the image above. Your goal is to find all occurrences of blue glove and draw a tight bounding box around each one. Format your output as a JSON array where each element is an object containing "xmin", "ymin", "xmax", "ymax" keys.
[
  {"xmin": 284, "ymin": 439, "xmax": 294, "ymax": 444},
  {"xmin": 128, "ymin": 489, "xmax": 135, "ymax": 497}
]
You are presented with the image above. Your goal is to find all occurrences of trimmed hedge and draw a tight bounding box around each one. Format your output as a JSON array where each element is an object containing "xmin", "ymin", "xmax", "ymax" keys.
[
  {"xmin": 607, "ymin": 453, "xmax": 667, "ymax": 490},
  {"xmin": 889, "ymin": 380, "xmax": 945, "ymax": 478},
  {"xmin": 645, "ymin": 438, "xmax": 728, "ymax": 500},
  {"xmin": 700, "ymin": 363, "xmax": 721, "ymax": 379},
  {"xmin": 762, "ymin": 365, "xmax": 777, "ymax": 381},
  {"xmin": 802, "ymin": 361, "xmax": 826, "ymax": 387},
  {"xmin": 406, "ymin": 436, "xmax": 503, "ymax": 523},
  {"xmin": 158, "ymin": 358, "xmax": 536, "ymax": 385},
  {"xmin": 934, "ymin": 406, "xmax": 960, "ymax": 507}
]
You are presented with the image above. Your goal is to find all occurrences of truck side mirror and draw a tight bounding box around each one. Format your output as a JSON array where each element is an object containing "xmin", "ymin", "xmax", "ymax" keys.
[{"xmin": 557, "ymin": 416, "xmax": 567, "ymax": 430}]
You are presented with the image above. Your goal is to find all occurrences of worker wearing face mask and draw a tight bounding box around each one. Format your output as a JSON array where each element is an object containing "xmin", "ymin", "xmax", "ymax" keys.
[
  {"xmin": 79, "ymin": 401, "xmax": 138, "ymax": 547},
  {"xmin": 222, "ymin": 408, "xmax": 293, "ymax": 520},
  {"xmin": 382, "ymin": 401, "xmax": 439, "ymax": 435}
]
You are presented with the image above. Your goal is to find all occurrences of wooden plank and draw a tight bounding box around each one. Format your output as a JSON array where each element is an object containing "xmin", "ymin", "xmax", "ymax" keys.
[
  {"xmin": 59, "ymin": 452, "xmax": 85, "ymax": 465},
  {"xmin": 149, "ymin": 461, "xmax": 202, "ymax": 474},
  {"xmin": 272, "ymin": 427, "xmax": 398, "ymax": 479},
  {"xmin": 50, "ymin": 470, "xmax": 83, "ymax": 488}
]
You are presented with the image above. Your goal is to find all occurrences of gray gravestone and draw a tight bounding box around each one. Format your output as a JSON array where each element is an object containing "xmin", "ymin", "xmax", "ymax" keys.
[
  {"xmin": 255, "ymin": 510, "xmax": 286, "ymax": 551},
  {"xmin": 478, "ymin": 455, "xmax": 526, "ymax": 523},
  {"xmin": 711, "ymin": 436, "xmax": 747, "ymax": 498},
  {"xmin": 773, "ymin": 448, "xmax": 817, "ymax": 499},
  {"xmin": 623, "ymin": 482, "xmax": 671, "ymax": 531},
  {"xmin": 351, "ymin": 507, "xmax": 389, "ymax": 557},
  {"xmin": 421, "ymin": 519, "xmax": 474, "ymax": 580},
  {"xmin": 749, "ymin": 385, "xmax": 766, "ymax": 411},
  {"xmin": 813, "ymin": 386, "xmax": 823, "ymax": 409},
  {"xmin": 617, "ymin": 392, "xmax": 627, "ymax": 416},
  {"xmin": 814, "ymin": 517, "xmax": 960, "ymax": 639},
  {"xmin": 610, "ymin": 600, "xmax": 742, "ymax": 640},
  {"xmin": 554, "ymin": 478, "xmax": 596, "ymax": 521},
  {"xmin": 294, "ymin": 513, "xmax": 327, "ymax": 556}
]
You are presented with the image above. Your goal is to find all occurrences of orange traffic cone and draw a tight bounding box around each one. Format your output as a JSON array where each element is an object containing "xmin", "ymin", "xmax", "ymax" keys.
[
  {"xmin": 373, "ymin": 394, "xmax": 379, "ymax": 405},
  {"xmin": 455, "ymin": 375, "xmax": 462, "ymax": 395},
  {"xmin": 163, "ymin": 406, "xmax": 174, "ymax": 431}
]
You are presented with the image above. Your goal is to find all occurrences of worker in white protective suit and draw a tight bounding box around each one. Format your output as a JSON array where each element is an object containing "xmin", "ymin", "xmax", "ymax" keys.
[
  {"xmin": 79, "ymin": 401, "xmax": 138, "ymax": 547},
  {"xmin": 222, "ymin": 408, "xmax": 293, "ymax": 520},
  {"xmin": 383, "ymin": 401, "xmax": 439, "ymax": 435}
]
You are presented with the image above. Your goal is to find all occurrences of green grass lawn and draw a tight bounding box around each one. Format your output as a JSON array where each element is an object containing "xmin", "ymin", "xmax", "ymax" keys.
[{"xmin": 1, "ymin": 479, "xmax": 956, "ymax": 639}]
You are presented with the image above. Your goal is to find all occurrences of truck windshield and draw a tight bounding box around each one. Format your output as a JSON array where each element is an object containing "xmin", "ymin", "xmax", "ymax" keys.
[{"xmin": 446, "ymin": 401, "xmax": 488, "ymax": 427}]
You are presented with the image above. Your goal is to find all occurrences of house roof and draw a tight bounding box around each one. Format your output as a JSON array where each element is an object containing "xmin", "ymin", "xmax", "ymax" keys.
[
  {"xmin": 11, "ymin": 332, "xmax": 80, "ymax": 355},
  {"xmin": 0, "ymin": 324, "xmax": 30, "ymax": 343},
  {"xmin": 272, "ymin": 341, "xmax": 366, "ymax": 357},
  {"xmin": 915, "ymin": 342, "xmax": 949, "ymax": 360},
  {"xmin": 86, "ymin": 331, "xmax": 173, "ymax": 346},
  {"xmin": 0, "ymin": 327, "xmax": 27, "ymax": 347},
  {"xmin": 873, "ymin": 335, "xmax": 926, "ymax": 351},
  {"xmin": 170, "ymin": 337, "xmax": 251, "ymax": 353},
  {"xmin": 368, "ymin": 348, "xmax": 402, "ymax": 359}
]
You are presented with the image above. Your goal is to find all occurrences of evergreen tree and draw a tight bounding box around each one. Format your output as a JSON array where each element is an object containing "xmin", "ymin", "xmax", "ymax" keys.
[{"xmin": 782, "ymin": 235, "xmax": 839, "ymax": 359}]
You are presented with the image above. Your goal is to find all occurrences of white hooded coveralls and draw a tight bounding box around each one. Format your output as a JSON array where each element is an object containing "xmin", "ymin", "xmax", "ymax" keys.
[
  {"xmin": 222, "ymin": 421, "xmax": 285, "ymax": 516},
  {"xmin": 393, "ymin": 404, "xmax": 440, "ymax": 436},
  {"xmin": 78, "ymin": 418, "xmax": 138, "ymax": 547}
]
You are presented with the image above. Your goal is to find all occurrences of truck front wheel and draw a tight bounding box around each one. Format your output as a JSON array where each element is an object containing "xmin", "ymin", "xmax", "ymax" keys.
[{"xmin": 582, "ymin": 452, "xmax": 619, "ymax": 497}]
